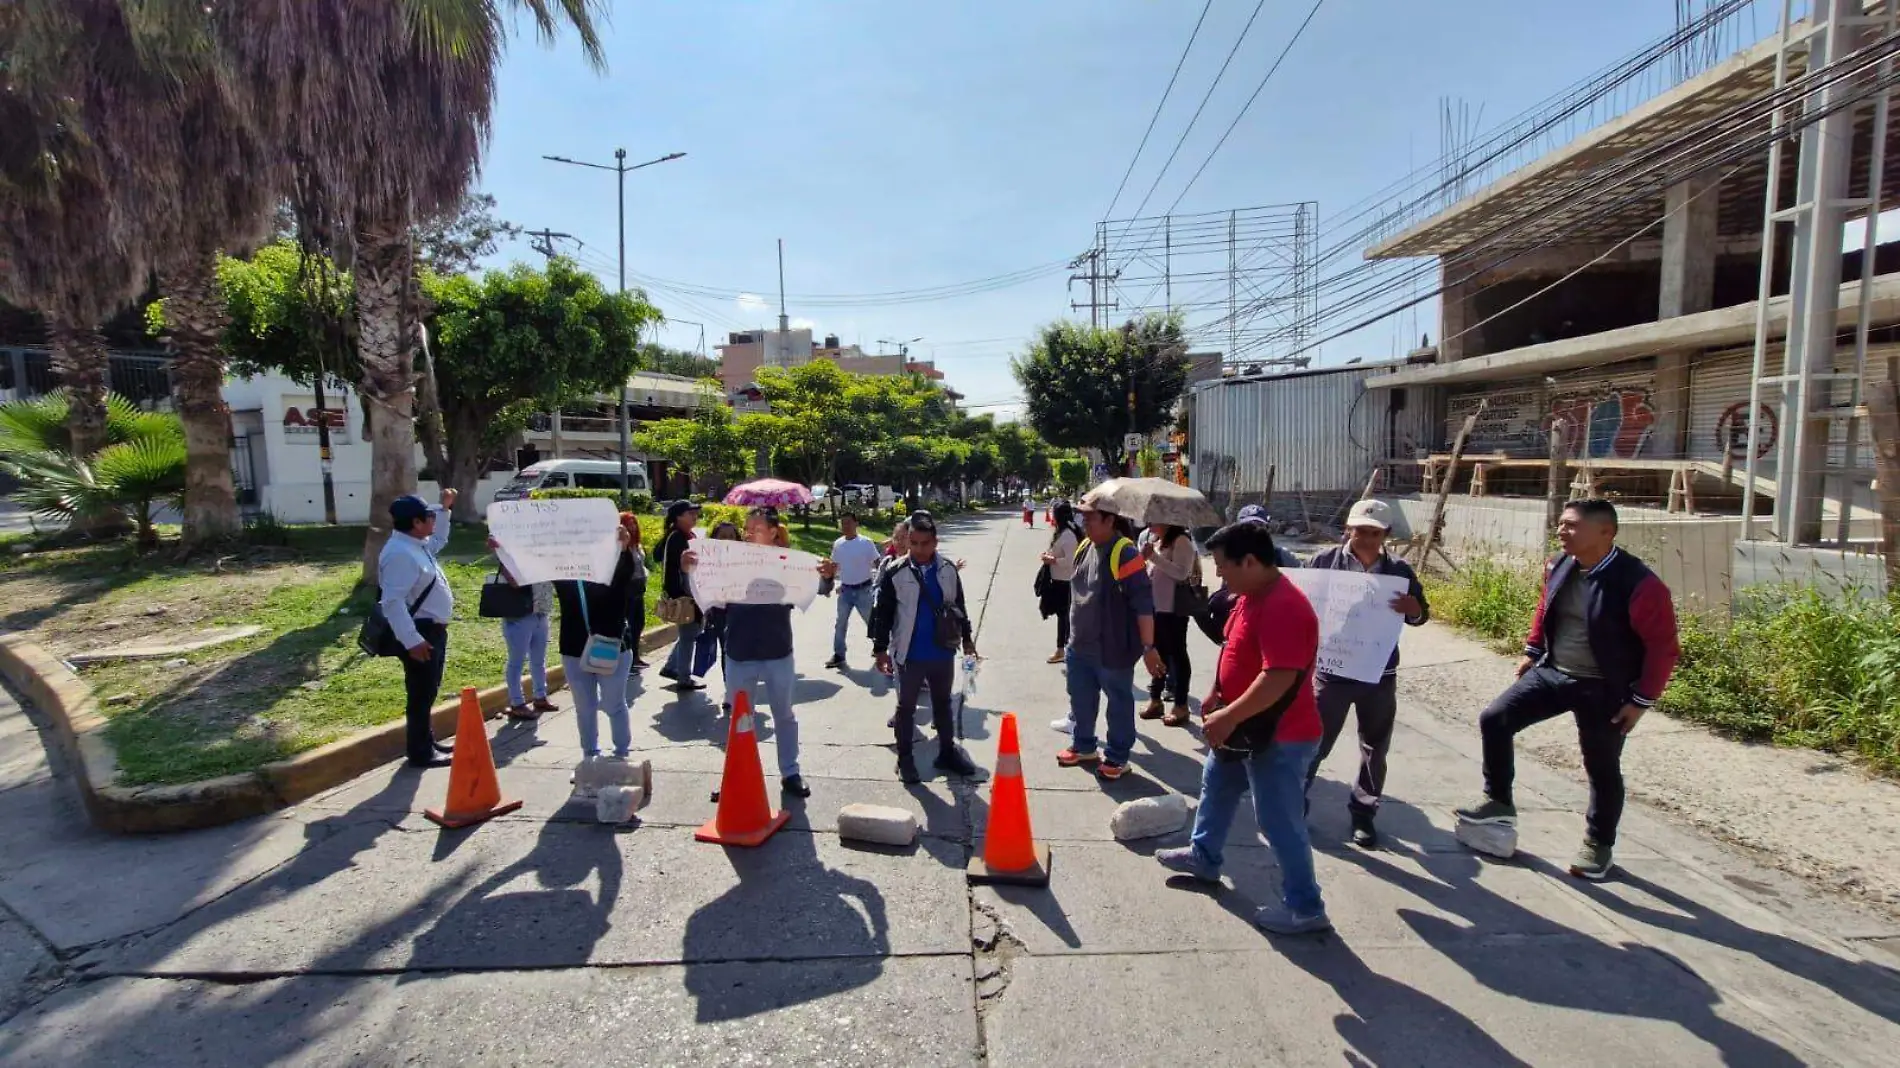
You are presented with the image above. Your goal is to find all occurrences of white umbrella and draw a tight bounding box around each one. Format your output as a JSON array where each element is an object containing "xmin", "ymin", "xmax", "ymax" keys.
[{"xmin": 1079, "ymin": 477, "xmax": 1222, "ymax": 527}]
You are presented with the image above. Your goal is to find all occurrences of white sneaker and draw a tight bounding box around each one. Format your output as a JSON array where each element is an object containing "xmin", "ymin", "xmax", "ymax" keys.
[{"xmin": 1050, "ymin": 718, "xmax": 1074, "ymax": 735}]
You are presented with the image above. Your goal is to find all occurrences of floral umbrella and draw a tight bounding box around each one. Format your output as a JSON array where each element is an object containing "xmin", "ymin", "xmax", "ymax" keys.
[{"xmin": 723, "ymin": 478, "xmax": 814, "ymax": 508}]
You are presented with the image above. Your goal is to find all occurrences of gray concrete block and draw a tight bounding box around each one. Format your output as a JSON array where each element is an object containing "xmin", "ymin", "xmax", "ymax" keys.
[
  {"xmin": 1109, "ymin": 794, "xmax": 1192, "ymax": 840},
  {"xmin": 1456, "ymin": 819, "xmax": 1518, "ymax": 859},
  {"xmin": 837, "ymin": 803, "xmax": 918, "ymax": 846}
]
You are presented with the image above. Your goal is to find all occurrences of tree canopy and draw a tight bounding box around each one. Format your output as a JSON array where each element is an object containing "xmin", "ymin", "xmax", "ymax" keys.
[{"xmin": 1012, "ymin": 312, "xmax": 1189, "ymax": 469}]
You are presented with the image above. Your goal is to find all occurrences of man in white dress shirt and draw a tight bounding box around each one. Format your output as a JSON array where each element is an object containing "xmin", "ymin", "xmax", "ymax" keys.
[
  {"xmin": 377, "ymin": 489, "xmax": 458, "ymax": 768},
  {"xmin": 824, "ymin": 511, "xmax": 885, "ymax": 670}
]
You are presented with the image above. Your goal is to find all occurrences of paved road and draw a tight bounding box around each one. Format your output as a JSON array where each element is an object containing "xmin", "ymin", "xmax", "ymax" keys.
[{"xmin": 2, "ymin": 511, "xmax": 1899, "ymax": 1065}]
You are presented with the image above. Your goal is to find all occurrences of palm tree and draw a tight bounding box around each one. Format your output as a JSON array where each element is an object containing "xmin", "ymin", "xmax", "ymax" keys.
[
  {"xmin": 225, "ymin": 0, "xmax": 606, "ymax": 581},
  {"xmin": 0, "ymin": 393, "xmax": 189, "ymax": 550}
]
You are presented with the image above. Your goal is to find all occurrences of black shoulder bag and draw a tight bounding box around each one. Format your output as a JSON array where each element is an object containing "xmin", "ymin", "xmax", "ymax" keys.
[{"xmin": 358, "ymin": 576, "xmax": 439, "ymax": 658}]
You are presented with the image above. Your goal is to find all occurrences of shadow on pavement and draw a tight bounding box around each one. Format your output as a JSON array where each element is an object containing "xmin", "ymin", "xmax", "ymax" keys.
[
  {"xmin": 683, "ymin": 825, "xmax": 889, "ymax": 1023},
  {"xmin": 1524, "ymin": 856, "xmax": 1900, "ymax": 1023},
  {"xmin": 1333, "ymin": 844, "xmax": 1808, "ymax": 1065},
  {"xmin": 409, "ymin": 816, "xmax": 623, "ymax": 971}
]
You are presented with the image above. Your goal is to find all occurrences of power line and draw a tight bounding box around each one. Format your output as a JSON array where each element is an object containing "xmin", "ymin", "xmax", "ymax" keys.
[
  {"xmin": 1165, "ymin": 0, "xmax": 1329, "ymax": 214},
  {"xmin": 1125, "ymin": 0, "xmax": 1271, "ymax": 222},
  {"xmin": 1102, "ymin": 0, "xmax": 1215, "ymax": 221}
]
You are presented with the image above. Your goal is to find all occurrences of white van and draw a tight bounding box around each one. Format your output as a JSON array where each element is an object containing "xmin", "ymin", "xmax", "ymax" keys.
[{"xmin": 493, "ymin": 458, "xmax": 651, "ymax": 501}]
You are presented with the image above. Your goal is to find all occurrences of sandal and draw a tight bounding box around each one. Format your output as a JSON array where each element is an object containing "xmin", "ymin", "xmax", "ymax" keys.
[
  {"xmin": 1140, "ymin": 699, "xmax": 1165, "ymax": 721},
  {"xmin": 1162, "ymin": 705, "xmax": 1191, "ymax": 727}
]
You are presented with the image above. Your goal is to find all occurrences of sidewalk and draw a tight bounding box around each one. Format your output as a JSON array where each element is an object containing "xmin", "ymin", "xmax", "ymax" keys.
[{"xmin": 0, "ymin": 511, "xmax": 1897, "ymax": 1065}]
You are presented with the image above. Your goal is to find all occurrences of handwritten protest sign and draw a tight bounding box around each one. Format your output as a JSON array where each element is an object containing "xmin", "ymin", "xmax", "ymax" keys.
[
  {"xmin": 688, "ymin": 539, "xmax": 823, "ymax": 611},
  {"xmin": 486, "ymin": 498, "xmax": 622, "ymax": 585},
  {"xmin": 1284, "ymin": 569, "xmax": 1409, "ymax": 684}
]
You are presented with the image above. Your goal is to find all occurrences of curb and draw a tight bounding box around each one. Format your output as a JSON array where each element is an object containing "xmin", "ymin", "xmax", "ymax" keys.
[{"xmin": 0, "ymin": 622, "xmax": 679, "ymax": 834}]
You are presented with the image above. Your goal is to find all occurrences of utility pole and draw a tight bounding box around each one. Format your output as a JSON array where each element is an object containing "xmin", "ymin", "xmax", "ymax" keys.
[
  {"xmin": 525, "ymin": 228, "xmax": 575, "ymax": 259},
  {"xmin": 777, "ymin": 238, "xmax": 790, "ymax": 368},
  {"xmin": 1068, "ymin": 246, "xmax": 1120, "ymax": 328},
  {"xmin": 543, "ymin": 147, "xmax": 686, "ymax": 501}
]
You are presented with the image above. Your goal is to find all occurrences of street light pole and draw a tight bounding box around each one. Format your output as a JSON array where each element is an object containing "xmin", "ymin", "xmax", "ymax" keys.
[{"xmin": 542, "ymin": 148, "xmax": 686, "ymax": 501}]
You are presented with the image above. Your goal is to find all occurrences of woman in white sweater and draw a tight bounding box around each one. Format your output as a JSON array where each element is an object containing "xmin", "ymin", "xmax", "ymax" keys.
[
  {"xmin": 1139, "ymin": 523, "xmax": 1201, "ymax": 726},
  {"xmin": 1036, "ymin": 501, "xmax": 1082, "ymax": 664}
]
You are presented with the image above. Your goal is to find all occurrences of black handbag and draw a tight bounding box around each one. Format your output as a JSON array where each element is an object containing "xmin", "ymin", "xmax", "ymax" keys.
[
  {"xmin": 478, "ymin": 570, "xmax": 535, "ymax": 619},
  {"xmin": 1033, "ymin": 562, "xmax": 1051, "ymax": 599},
  {"xmin": 358, "ymin": 576, "xmax": 438, "ymax": 658},
  {"xmin": 1173, "ymin": 576, "xmax": 1209, "ymax": 619},
  {"xmin": 1216, "ymin": 669, "xmax": 1307, "ymax": 759}
]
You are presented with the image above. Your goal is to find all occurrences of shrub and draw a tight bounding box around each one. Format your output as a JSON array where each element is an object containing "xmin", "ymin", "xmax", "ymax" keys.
[
  {"xmin": 243, "ymin": 509, "xmax": 291, "ymax": 547},
  {"xmin": 529, "ymin": 488, "xmax": 654, "ymax": 512},
  {"xmin": 1425, "ymin": 558, "xmax": 1540, "ymax": 652}
]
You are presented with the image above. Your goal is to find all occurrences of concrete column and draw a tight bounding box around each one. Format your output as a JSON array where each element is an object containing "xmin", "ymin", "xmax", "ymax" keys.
[
  {"xmin": 1649, "ymin": 178, "xmax": 1721, "ymax": 463},
  {"xmin": 1659, "ymin": 178, "xmax": 1719, "ymax": 319},
  {"xmin": 1438, "ymin": 259, "xmax": 1481, "ymax": 362}
]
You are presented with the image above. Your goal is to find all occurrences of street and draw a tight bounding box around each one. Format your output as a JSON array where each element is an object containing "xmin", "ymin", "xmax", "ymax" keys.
[{"xmin": 2, "ymin": 510, "xmax": 1899, "ymax": 1066}]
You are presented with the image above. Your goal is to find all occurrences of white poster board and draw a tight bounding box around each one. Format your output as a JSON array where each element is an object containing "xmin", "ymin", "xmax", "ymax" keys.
[
  {"xmin": 688, "ymin": 539, "xmax": 824, "ymax": 611},
  {"xmin": 1284, "ymin": 569, "xmax": 1409, "ymax": 684},
  {"xmin": 486, "ymin": 498, "xmax": 623, "ymax": 585}
]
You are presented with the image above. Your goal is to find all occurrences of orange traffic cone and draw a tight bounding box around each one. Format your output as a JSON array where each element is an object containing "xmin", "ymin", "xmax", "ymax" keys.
[
  {"xmin": 695, "ymin": 690, "xmax": 791, "ymax": 847},
  {"xmin": 967, "ymin": 712, "xmax": 1051, "ymax": 885},
  {"xmin": 425, "ymin": 687, "xmax": 523, "ymax": 828}
]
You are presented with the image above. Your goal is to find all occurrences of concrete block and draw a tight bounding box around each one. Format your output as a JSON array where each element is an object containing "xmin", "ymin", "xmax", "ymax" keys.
[
  {"xmin": 837, "ymin": 803, "xmax": 919, "ymax": 847},
  {"xmin": 1456, "ymin": 819, "xmax": 1518, "ymax": 859},
  {"xmin": 595, "ymin": 785, "xmax": 645, "ymax": 824},
  {"xmin": 1109, "ymin": 794, "xmax": 1193, "ymax": 841},
  {"xmin": 594, "ymin": 757, "xmax": 651, "ymax": 794}
]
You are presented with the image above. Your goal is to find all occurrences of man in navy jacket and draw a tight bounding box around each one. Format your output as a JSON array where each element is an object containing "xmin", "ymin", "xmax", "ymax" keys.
[{"xmin": 1456, "ymin": 499, "xmax": 1679, "ymax": 881}]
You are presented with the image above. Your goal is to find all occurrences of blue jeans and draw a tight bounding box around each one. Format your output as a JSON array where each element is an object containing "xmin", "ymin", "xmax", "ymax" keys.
[
  {"xmin": 1066, "ymin": 648, "xmax": 1137, "ymax": 765},
  {"xmin": 832, "ymin": 582, "xmax": 874, "ymax": 660},
  {"xmin": 664, "ymin": 619, "xmax": 702, "ymax": 678},
  {"xmin": 1188, "ymin": 740, "xmax": 1325, "ymax": 917},
  {"xmin": 725, "ymin": 655, "xmax": 800, "ymax": 778},
  {"xmin": 563, "ymin": 652, "xmax": 633, "ymax": 757},
  {"xmin": 501, "ymin": 614, "xmax": 549, "ymax": 706}
]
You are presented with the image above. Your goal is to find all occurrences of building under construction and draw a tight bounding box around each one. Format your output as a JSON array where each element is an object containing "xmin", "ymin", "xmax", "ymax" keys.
[{"xmin": 1341, "ymin": 0, "xmax": 1900, "ymax": 604}]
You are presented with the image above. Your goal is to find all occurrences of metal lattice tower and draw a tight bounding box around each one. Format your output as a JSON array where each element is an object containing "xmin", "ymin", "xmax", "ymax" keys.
[{"xmin": 1090, "ymin": 203, "xmax": 1320, "ymax": 367}]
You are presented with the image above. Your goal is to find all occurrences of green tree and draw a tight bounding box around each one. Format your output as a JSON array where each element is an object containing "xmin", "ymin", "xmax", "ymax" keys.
[
  {"xmin": 415, "ymin": 192, "xmax": 521, "ymax": 277},
  {"xmin": 641, "ymin": 343, "xmax": 720, "ymax": 381},
  {"xmin": 754, "ymin": 361, "xmax": 868, "ymax": 488},
  {"xmin": 424, "ymin": 257, "xmax": 658, "ymax": 519},
  {"xmin": 1012, "ymin": 313, "xmax": 1189, "ymax": 470},
  {"xmin": 0, "ymin": 393, "xmax": 186, "ymax": 550},
  {"xmin": 1054, "ymin": 457, "xmax": 1090, "ymax": 494},
  {"xmin": 633, "ymin": 401, "xmax": 749, "ymax": 494}
]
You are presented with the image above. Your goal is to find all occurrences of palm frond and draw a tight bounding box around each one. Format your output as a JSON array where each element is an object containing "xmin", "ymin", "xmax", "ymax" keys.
[
  {"xmin": 0, "ymin": 393, "xmax": 73, "ymax": 455},
  {"xmin": 92, "ymin": 434, "xmax": 188, "ymax": 503}
]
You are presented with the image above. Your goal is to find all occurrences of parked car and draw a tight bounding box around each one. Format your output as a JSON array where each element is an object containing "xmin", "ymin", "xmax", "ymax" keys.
[{"xmin": 492, "ymin": 458, "xmax": 651, "ymax": 501}]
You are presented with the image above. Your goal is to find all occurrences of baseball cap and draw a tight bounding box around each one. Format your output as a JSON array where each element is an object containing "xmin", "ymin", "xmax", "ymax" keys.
[
  {"xmin": 389, "ymin": 495, "xmax": 432, "ymax": 524},
  {"xmin": 1236, "ymin": 503, "xmax": 1270, "ymax": 524},
  {"xmin": 1346, "ymin": 499, "xmax": 1394, "ymax": 530}
]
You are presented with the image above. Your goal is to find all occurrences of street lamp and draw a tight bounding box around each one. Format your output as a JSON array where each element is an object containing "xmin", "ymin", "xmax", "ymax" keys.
[
  {"xmin": 878, "ymin": 336, "xmax": 924, "ymax": 358},
  {"xmin": 543, "ymin": 148, "xmax": 687, "ymax": 499}
]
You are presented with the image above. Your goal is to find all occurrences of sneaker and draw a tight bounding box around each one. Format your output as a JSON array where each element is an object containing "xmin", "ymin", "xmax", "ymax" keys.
[
  {"xmin": 1154, "ymin": 846, "xmax": 1220, "ymax": 885},
  {"xmin": 1096, "ymin": 760, "xmax": 1128, "ymax": 781},
  {"xmin": 1454, "ymin": 797, "xmax": 1518, "ymax": 825},
  {"xmin": 1056, "ymin": 747, "xmax": 1101, "ymax": 768},
  {"xmin": 781, "ymin": 775, "xmax": 812, "ymax": 799},
  {"xmin": 1050, "ymin": 717, "xmax": 1074, "ymax": 735},
  {"xmin": 1569, "ymin": 838, "xmax": 1614, "ymax": 881},
  {"xmin": 896, "ymin": 757, "xmax": 921, "ymax": 785},
  {"xmin": 1140, "ymin": 699, "xmax": 1165, "ymax": 721},
  {"xmin": 1254, "ymin": 906, "xmax": 1333, "ymax": 936},
  {"xmin": 934, "ymin": 745, "xmax": 979, "ymax": 778},
  {"xmin": 1350, "ymin": 811, "xmax": 1378, "ymax": 849},
  {"xmin": 824, "ymin": 655, "xmax": 845, "ymax": 669}
]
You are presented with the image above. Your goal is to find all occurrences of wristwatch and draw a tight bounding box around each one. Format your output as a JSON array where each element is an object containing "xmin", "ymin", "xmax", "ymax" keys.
[{"xmin": 1141, "ymin": 643, "xmax": 1157, "ymax": 654}]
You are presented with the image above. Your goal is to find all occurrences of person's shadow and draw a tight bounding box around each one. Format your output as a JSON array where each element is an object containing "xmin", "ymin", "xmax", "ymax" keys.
[
  {"xmin": 682, "ymin": 825, "xmax": 889, "ymax": 1022},
  {"xmin": 409, "ymin": 816, "xmax": 624, "ymax": 971},
  {"xmin": 1332, "ymin": 840, "xmax": 1809, "ymax": 1065}
]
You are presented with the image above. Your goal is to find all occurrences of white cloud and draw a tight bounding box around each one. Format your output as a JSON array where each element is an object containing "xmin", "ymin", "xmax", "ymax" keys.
[
  {"xmin": 735, "ymin": 292, "xmax": 770, "ymax": 318},
  {"xmin": 789, "ymin": 317, "xmax": 816, "ymax": 331}
]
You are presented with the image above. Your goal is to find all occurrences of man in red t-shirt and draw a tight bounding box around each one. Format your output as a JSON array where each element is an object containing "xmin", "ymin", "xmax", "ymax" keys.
[{"xmin": 1155, "ymin": 521, "xmax": 1330, "ymax": 935}]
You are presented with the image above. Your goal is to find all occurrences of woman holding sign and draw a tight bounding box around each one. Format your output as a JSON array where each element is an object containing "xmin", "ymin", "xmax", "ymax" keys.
[
  {"xmin": 553, "ymin": 524, "xmax": 641, "ymax": 763},
  {"xmin": 657, "ymin": 501, "xmax": 706, "ymax": 692},
  {"xmin": 682, "ymin": 507, "xmax": 818, "ymax": 799}
]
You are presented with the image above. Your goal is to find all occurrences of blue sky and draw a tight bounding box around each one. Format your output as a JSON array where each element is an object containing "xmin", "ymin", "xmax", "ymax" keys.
[{"xmin": 479, "ymin": 0, "xmax": 1747, "ymax": 420}]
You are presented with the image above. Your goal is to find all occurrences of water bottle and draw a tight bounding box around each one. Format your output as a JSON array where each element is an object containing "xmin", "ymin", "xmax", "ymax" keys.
[{"xmin": 961, "ymin": 654, "xmax": 980, "ymax": 696}]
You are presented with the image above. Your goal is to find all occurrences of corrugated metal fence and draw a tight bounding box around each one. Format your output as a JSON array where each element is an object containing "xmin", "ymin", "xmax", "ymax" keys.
[{"xmin": 1189, "ymin": 365, "xmax": 1435, "ymax": 507}]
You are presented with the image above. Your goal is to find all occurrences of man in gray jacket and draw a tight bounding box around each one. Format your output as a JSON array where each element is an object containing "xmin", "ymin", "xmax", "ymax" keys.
[
  {"xmin": 871, "ymin": 513, "xmax": 981, "ymax": 783},
  {"xmin": 1058, "ymin": 495, "xmax": 1165, "ymax": 781}
]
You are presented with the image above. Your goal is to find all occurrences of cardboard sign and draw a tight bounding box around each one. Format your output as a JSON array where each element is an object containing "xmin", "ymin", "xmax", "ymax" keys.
[
  {"xmin": 687, "ymin": 539, "xmax": 823, "ymax": 612},
  {"xmin": 486, "ymin": 498, "xmax": 622, "ymax": 585},
  {"xmin": 1284, "ymin": 569, "xmax": 1410, "ymax": 685}
]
